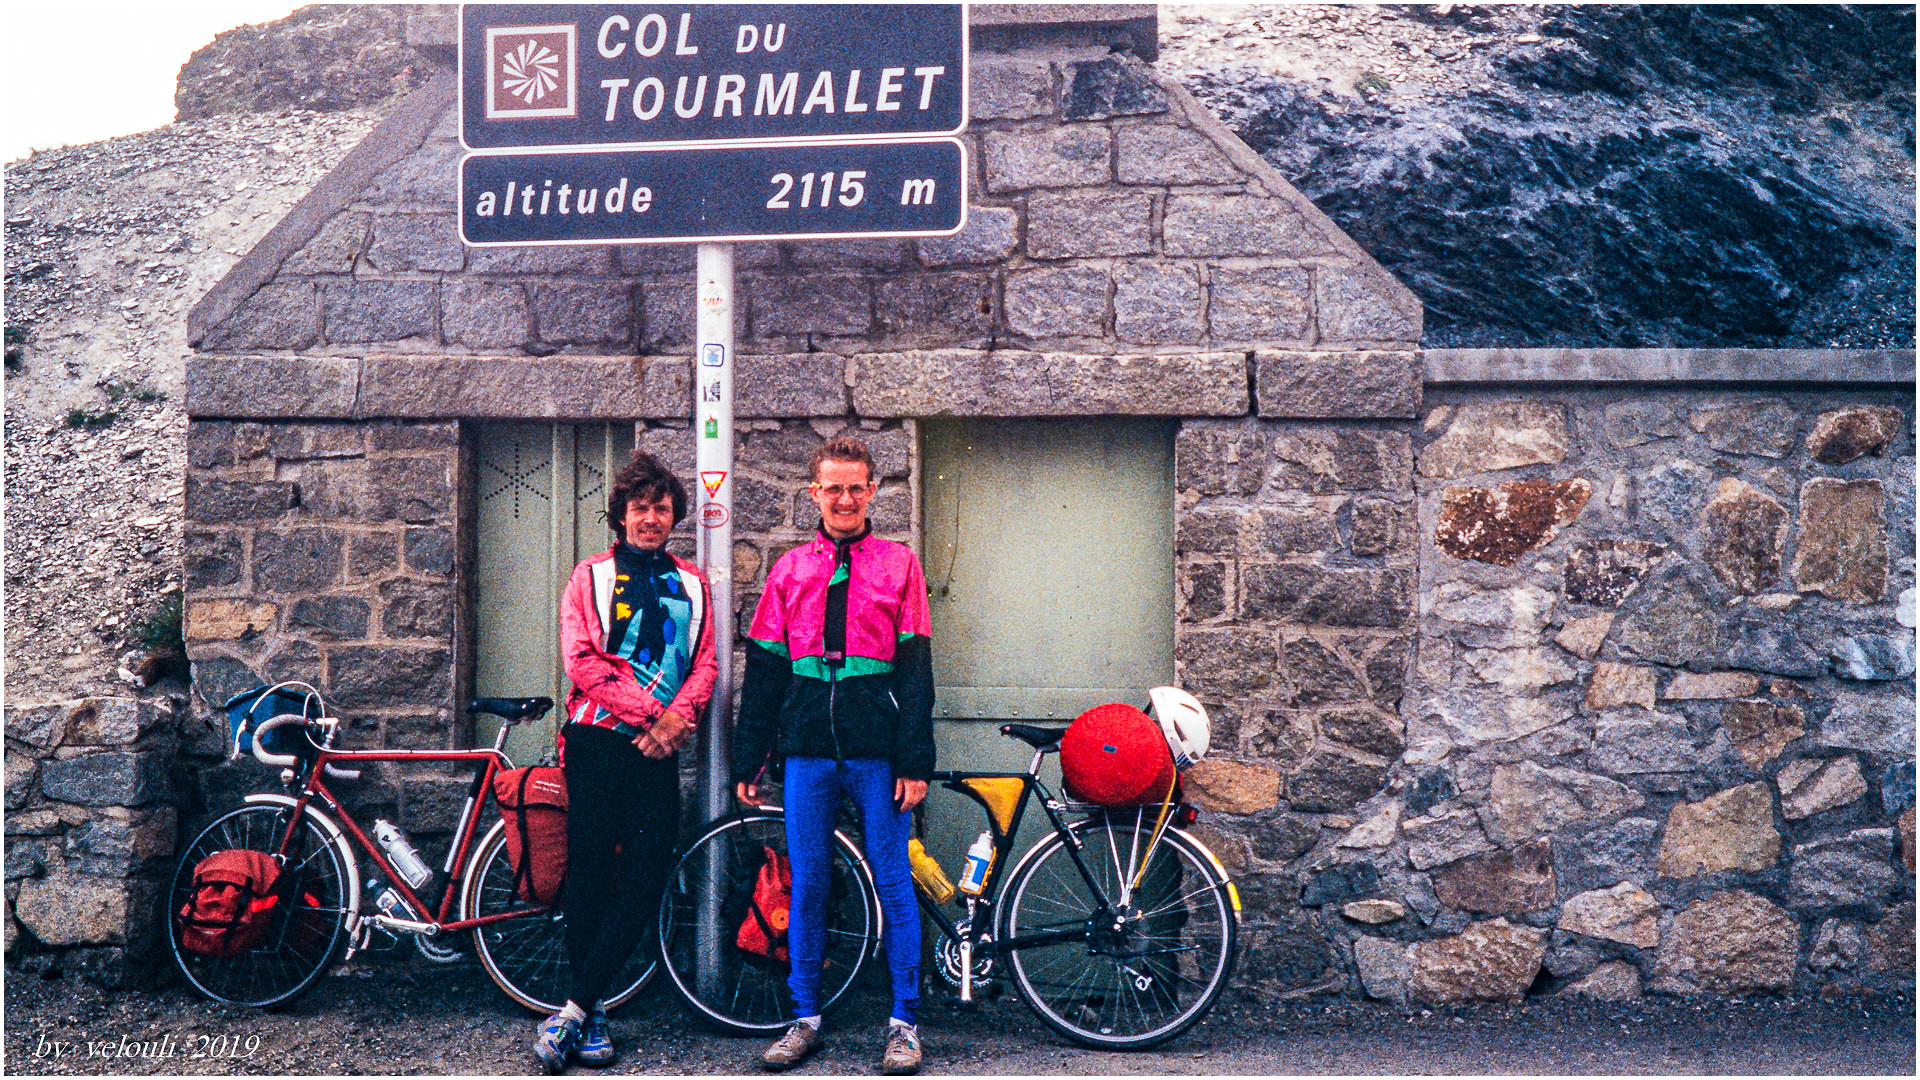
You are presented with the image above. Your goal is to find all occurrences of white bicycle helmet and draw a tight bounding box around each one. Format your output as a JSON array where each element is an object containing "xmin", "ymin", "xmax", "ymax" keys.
[{"xmin": 1147, "ymin": 686, "xmax": 1211, "ymax": 770}]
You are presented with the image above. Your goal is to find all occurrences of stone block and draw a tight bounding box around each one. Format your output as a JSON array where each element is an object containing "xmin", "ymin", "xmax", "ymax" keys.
[
  {"xmin": 380, "ymin": 579, "xmax": 452, "ymax": 638},
  {"xmin": 1552, "ymin": 817, "xmax": 1661, "ymax": 894},
  {"xmin": 1163, "ymin": 195, "xmax": 1327, "ymax": 258},
  {"xmin": 1344, "ymin": 899, "xmax": 1406, "ymax": 924},
  {"xmin": 1484, "ymin": 762, "xmax": 1645, "ymax": 845},
  {"xmin": 1655, "ymin": 889, "xmax": 1797, "ymax": 993},
  {"xmin": 251, "ymin": 529, "xmax": 344, "ymax": 593},
  {"xmin": 532, "ymin": 283, "xmax": 633, "ymax": 345},
  {"xmin": 1563, "ymin": 539, "xmax": 1668, "ymax": 607},
  {"xmin": 1182, "ymin": 759, "xmax": 1279, "ymax": 815},
  {"xmin": 199, "ymin": 282, "xmax": 320, "ymax": 351},
  {"xmin": 282, "ymin": 211, "xmax": 370, "ymax": 274},
  {"xmin": 734, "ymin": 478, "xmax": 790, "ymax": 532},
  {"xmin": 1240, "ymin": 565, "xmax": 1415, "ymax": 628},
  {"xmin": 14, "ymin": 874, "xmax": 145, "ymax": 946},
  {"xmin": 1612, "ymin": 570, "xmax": 1723, "ymax": 670},
  {"xmin": 186, "ymin": 599, "xmax": 276, "ymax": 642},
  {"xmin": 969, "ymin": 57, "xmax": 1053, "ymax": 120},
  {"xmin": 1828, "ymin": 635, "xmax": 1916, "ymax": 681},
  {"xmin": 1211, "ymin": 267, "xmax": 1312, "ymax": 341},
  {"xmin": 1113, "ymin": 262, "xmax": 1204, "ymax": 344},
  {"xmin": 328, "ymin": 646, "xmax": 451, "ymax": 709},
  {"xmin": 1176, "ymin": 422, "xmax": 1268, "ymax": 497},
  {"xmin": 1350, "ymin": 498, "xmax": 1415, "ymax": 558},
  {"xmin": 1554, "ymin": 614, "xmax": 1614, "ymax": 661},
  {"xmin": 188, "ymin": 355, "xmax": 362, "ymax": 419},
  {"xmin": 1819, "ymin": 693, "xmax": 1915, "ymax": 754},
  {"xmin": 616, "ymin": 245, "xmax": 698, "ymax": 275},
  {"xmin": 1176, "ymin": 506, "xmax": 1247, "ymax": 554},
  {"xmin": 1806, "ymin": 405, "xmax": 1904, "ymax": 464},
  {"xmin": 1432, "ymin": 840, "xmax": 1556, "ymax": 915},
  {"xmin": 1703, "ymin": 479, "xmax": 1789, "ymax": 594},
  {"xmin": 1434, "ymin": 479, "xmax": 1591, "ymax": 567},
  {"xmin": 1723, "ymin": 699, "xmax": 1806, "ymax": 768},
  {"xmin": 750, "ymin": 274, "xmax": 872, "ymax": 337},
  {"xmin": 639, "ymin": 279, "xmax": 694, "ymax": 350},
  {"xmin": 736, "ymin": 354, "xmax": 846, "ymax": 417},
  {"xmin": 40, "ymin": 753, "xmax": 169, "ymax": 807},
  {"xmin": 1867, "ymin": 901, "xmax": 1915, "ymax": 972},
  {"xmin": 367, "ymin": 457, "xmax": 453, "ymax": 524},
  {"xmin": 917, "ymin": 205, "xmax": 1019, "ymax": 266},
  {"xmin": 1419, "ymin": 401, "xmax": 1569, "ymax": 479},
  {"xmin": 1663, "ymin": 671, "xmax": 1761, "ymax": 700},
  {"xmin": 1061, "ymin": 56, "xmax": 1168, "ymax": 120},
  {"xmin": 1689, "ymin": 400, "xmax": 1798, "ymax": 458},
  {"xmin": 1778, "ymin": 756, "xmax": 1868, "ymax": 819},
  {"xmin": 1402, "ymin": 807, "xmax": 1497, "ymax": 870},
  {"xmin": 4, "ymin": 758, "xmax": 37, "ymax": 811},
  {"xmin": 1281, "ymin": 636, "xmax": 1365, "ymax": 704},
  {"xmin": 1789, "ymin": 828, "xmax": 1897, "ymax": 909},
  {"xmin": 1562, "ymin": 961, "xmax": 1642, "ymax": 1001},
  {"xmin": 184, "ymin": 478, "xmax": 296, "ymax": 523},
  {"xmin": 1353, "ymin": 936, "xmax": 1411, "ymax": 1002},
  {"xmin": 1810, "ymin": 919, "xmax": 1870, "ymax": 971},
  {"xmin": 401, "ymin": 773, "xmax": 473, "ymax": 833},
  {"xmin": 1591, "ymin": 710, "xmax": 1702, "ymax": 774},
  {"xmin": 64, "ymin": 810, "xmax": 176, "ymax": 876},
  {"xmin": 983, "ymin": 125, "xmax": 1111, "ymax": 192},
  {"xmin": 361, "ymin": 137, "xmax": 460, "ymax": 208},
  {"xmin": 1255, "ymin": 351, "xmax": 1420, "ymax": 419},
  {"xmin": 285, "ymin": 596, "xmax": 370, "ymax": 640},
  {"xmin": 1317, "ymin": 704, "xmax": 1405, "ymax": 759},
  {"xmin": 366, "ymin": 213, "xmax": 464, "ymax": 272},
  {"xmin": 1722, "ymin": 620, "xmax": 1824, "ymax": 679},
  {"xmin": 1301, "ymin": 861, "xmax": 1379, "ymax": 907},
  {"xmin": 1603, "ymin": 399, "xmax": 1684, "ymax": 447},
  {"xmin": 439, "ymin": 280, "xmax": 530, "ymax": 348},
  {"xmin": 404, "ymin": 527, "xmax": 453, "ymax": 575},
  {"xmin": 1316, "ymin": 264, "xmax": 1422, "ymax": 343},
  {"xmin": 361, "ymin": 356, "xmax": 683, "ymax": 420},
  {"xmin": 789, "ymin": 239, "xmax": 914, "ymax": 270},
  {"xmin": 852, "ymin": 350, "xmax": 1246, "ymax": 417},
  {"xmin": 1288, "ymin": 754, "xmax": 1388, "ymax": 813},
  {"xmin": 1116, "ymin": 124, "xmax": 1241, "ymax": 184},
  {"xmin": 1560, "ymin": 882, "xmax": 1661, "ymax": 948},
  {"xmin": 1176, "ymin": 628, "xmax": 1278, "ymax": 698},
  {"xmin": 467, "ymin": 245, "xmax": 611, "ymax": 274},
  {"xmin": 1406, "ymin": 918, "xmax": 1546, "ymax": 1004},
  {"xmin": 321, "ymin": 279, "xmax": 437, "ymax": 343},
  {"xmin": 1586, "ymin": 664, "xmax": 1658, "ymax": 710},
  {"xmin": 1025, "ymin": 191, "xmax": 1153, "ymax": 259},
  {"xmin": 1005, "ymin": 266, "xmax": 1108, "ymax": 338},
  {"xmin": 1656, "ymin": 783, "xmax": 1779, "ymax": 877},
  {"xmin": 875, "ymin": 273, "xmax": 994, "ymax": 338}
]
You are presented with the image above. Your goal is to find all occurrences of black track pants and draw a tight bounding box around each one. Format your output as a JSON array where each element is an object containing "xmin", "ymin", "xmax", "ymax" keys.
[{"xmin": 561, "ymin": 723, "xmax": 679, "ymax": 1010}]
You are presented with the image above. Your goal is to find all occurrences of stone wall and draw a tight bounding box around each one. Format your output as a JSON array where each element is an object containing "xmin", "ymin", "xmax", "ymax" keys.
[{"xmin": 1178, "ymin": 386, "xmax": 1916, "ymax": 1003}]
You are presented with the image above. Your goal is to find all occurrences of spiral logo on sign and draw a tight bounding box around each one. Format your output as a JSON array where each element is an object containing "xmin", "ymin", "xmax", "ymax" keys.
[{"xmin": 500, "ymin": 40, "xmax": 562, "ymax": 104}]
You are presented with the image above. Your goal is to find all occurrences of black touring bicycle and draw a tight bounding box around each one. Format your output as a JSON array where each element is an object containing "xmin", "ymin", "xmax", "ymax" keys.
[{"xmin": 170, "ymin": 682, "xmax": 1239, "ymax": 1049}]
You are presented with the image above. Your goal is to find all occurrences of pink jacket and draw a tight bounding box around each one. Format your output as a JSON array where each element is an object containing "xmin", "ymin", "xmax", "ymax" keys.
[
  {"xmin": 748, "ymin": 532, "xmax": 933, "ymax": 667},
  {"xmin": 560, "ymin": 547, "xmax": 718, "ymax": 740}
]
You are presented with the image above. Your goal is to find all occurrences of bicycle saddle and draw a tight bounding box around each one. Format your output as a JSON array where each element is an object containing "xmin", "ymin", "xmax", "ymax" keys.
[
  {"xmin": 466, "ymin": 696, "xmax": 554, "ymax": 723},
  {"xmin": 999, "ymin": 723, "xmax": 1065, "ymax": 749}
]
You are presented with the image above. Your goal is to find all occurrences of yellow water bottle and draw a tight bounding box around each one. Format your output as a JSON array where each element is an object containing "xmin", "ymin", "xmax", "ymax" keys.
[{"xmin": 908, "ymin": 837, "xmax": 957, "ymax": 903}]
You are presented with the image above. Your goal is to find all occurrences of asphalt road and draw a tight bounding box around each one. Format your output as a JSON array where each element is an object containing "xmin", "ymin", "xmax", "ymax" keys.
[{"xmin": 4, "ymin": 953, "xmax": 1913, "ymax": 1076}]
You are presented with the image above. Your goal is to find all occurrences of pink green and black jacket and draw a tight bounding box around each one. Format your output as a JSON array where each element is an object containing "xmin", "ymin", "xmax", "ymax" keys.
[
  {"xmin": 559, "ymin": 546, "xmax": 717, "ymax": 752},
  {"xmin": 733, "ymin": 526, "xmax": 936, "ymax": 782}
]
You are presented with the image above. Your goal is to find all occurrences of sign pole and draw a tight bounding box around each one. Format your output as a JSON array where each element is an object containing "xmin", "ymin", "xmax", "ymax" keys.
[{"xmin": 694, "ymin": 243, "xmax": 735, "ymax": 995}]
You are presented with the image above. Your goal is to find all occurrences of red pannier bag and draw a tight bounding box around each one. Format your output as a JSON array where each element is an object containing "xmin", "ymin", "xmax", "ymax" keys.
[
  {"xmin": 1060, "ymin": 703, "xmax": 1179, "ymax": 808},
  {"xmin": 493, "ymin": 766, "xmax": 569, "ymax": 904},
  {"xmin": 176, "ymin": 849, "xmax": 283, "ymax": 958},
  {"xmin": 735, "ymin": 846, "xmax": 792, "ymax": 964}
]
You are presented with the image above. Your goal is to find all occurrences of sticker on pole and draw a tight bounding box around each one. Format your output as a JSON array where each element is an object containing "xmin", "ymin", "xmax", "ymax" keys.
[
  {"xmin": 700, "ymin": 343, "xmax": 726, "ymax": 367},
  {"xmin": 700, "ymin": 471, "xmax": 727, "ymax": 498},
  {"xmin": 700, "ymin": 503, "xmax": 730, "ymax": 528}
]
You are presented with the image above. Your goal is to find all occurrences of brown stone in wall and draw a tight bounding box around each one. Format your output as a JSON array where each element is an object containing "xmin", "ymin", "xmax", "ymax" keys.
[
  {"xmin": 1434, "ymin": 479, "xmax": 1591, "ymax": 567},
  {"xmin": 1723, "ymin": 699, "xmax": 1805, "ymax": 768},
  {"xmin": 1182, "ymin": 759, "xmax": 1280, "ymax": 815},
  {"xmin": 1405, "ymin": 918, "xmax": 1547, "ymax": 1004},
  {"xmin": 186, "ymin": 599, "xmax": 276, "ymax": 642},
  {"xmin": 1655, "ymin": 782, "xmax": 1780, "ymax": 877},
  {"xmin": 1418, "ymin": 401, "xmax": 1569, "ymax": 479},
  {"xmin": 1662, "ymin": 671, "xmax": 1761, "ymax": 700},
  {"xmin": 1558, "ymin": 882, "xmax": 1661, "ymax": 947},
  {"xmin": 1586, "ymin": 662, "xmax": 1657, "ymax": 710},
  {"xmin": 1554, "ymin": 614, "xmax": 1614, "ymax": 660},
  {"xmin": 1563, "ymin": 539, "xmax": 1667, "ymax": 606},
  {"xmin": 1431, "ymin": 840, "xmax": 1556, "ymax": 915},
  {"xmin": 1655, "ymin": 890, "xmax": 1797, "ymax": 992},
  {"xmin": 1702, "ymin": 479, "xmax": 1788, "ymax": 595},
  {"xmin": 1793, "ymin": 478, "xmax": 1887, "ymax": 603},
  {"xmin": 1776, "ymin": 756, "xmax": 1868, "ymax": 819},
  {"xmin": 1867, "ymin": 900, "xmax": 1916, "ymax": 972},
  {"xmin": 1805, "ymin": 405, "xmax": 1904, "ymax": 464}
]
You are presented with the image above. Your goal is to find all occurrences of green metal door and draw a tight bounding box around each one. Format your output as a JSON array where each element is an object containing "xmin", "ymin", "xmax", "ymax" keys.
[
  {"xmin": 474, "ymin": 422, "xmax": 635, "ymax": 763},
  {"xmin": 917, "ymin": 418, "xmax": 1176, "ymax": 871}
]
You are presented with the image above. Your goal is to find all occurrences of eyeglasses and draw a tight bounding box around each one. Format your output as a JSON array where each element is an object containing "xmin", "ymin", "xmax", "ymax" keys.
[{"xmin": 810, "ymin": 483, "xmax": 875, "ymax": 500}]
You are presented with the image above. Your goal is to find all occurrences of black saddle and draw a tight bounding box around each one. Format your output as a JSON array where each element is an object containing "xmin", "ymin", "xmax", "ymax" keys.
[
  {"xmin": 466, "ymin": 697, "xmax": 554, "ymax": 723},
  {"xmin": 999, "ymin": 723, "xmax": 1065, "ymax": 749}
]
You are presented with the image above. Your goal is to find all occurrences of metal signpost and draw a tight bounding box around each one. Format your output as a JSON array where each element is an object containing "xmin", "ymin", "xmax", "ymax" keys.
[{"xmin": 456, "ymin": 3, "xmax": 966, "ymax": 995}]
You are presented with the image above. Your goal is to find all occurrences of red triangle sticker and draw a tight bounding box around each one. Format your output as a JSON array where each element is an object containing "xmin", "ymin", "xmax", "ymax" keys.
[{"xmin": 700, "ymin": 470, "xmax": 727, "ymax": 498}]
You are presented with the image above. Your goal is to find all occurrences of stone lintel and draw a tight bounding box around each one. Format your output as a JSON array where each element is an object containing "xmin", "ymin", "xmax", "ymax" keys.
[
  {"xmin": 359, "ymin": 356, "xmax": 686, "ymax": 419},
  {"xmin": 851, "ymin": 350, "xmax": 1249, "ymax": 417},
  {"xmin": 1424, "ymin": 348, "xmax": 1917, "ymax": 386},
  {"xmin": 185, "ymin": 356, "xmax": 361, "ymax": 418},
  {"xmin": 1256, "ymin": 350, "xmax": 1421, "ymax": 419}
]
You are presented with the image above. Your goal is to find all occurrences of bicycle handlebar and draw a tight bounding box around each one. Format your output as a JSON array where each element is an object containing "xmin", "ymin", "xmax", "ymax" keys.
[{"xmin": 250, "ymin": 714, "xmax": 361, "ymax": 779}]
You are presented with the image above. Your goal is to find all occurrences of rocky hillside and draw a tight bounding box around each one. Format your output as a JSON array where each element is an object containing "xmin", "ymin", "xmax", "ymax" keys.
[{"xmin": 1166, "ymin": 3, "xmax": 1917, "ymax": 348}]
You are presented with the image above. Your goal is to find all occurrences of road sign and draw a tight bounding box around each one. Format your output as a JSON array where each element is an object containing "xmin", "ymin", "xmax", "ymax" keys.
[
  {"xmin": 460, "ymin": 137, "xmax": 965, "ymax": 246},
  {"xmin": 460, "ymin": 4, "xmax": 967, "ymax": 150}
]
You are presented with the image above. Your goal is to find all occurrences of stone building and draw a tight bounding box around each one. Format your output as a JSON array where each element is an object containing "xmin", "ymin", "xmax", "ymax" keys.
[{"xmin": 8, "ymin": 8, "xmax": 1912, "ymax": 1001}]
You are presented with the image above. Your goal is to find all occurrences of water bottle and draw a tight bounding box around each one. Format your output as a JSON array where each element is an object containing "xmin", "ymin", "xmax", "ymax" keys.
[
  {"xmin": 958, "ymin": 830, "xmax": 994, "ymax": 896},
  {"xmin": 367, "ymin": 877, "xmax": 416, "ymax": 921},
  {"xmin": 373, "ymin": 819, "xmax": 434, "ymax": 889},
  {"xmin": 908, "ymin": 838, "xmax": 957, "ymax": 903}
]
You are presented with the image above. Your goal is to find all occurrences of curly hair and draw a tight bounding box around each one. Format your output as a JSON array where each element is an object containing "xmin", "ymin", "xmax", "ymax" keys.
[
  {"xmin": 806, "ymin": 434, "xmax": 876, "ymax": 484},
  {"xmin": 607, "ymin": 450, "xmax": 688, "ymax": 539}
]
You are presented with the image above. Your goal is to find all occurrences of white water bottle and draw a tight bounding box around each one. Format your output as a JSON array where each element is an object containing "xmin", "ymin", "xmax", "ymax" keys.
[
  {"xmin": 373, "ymin": 819, "xmax": 433, "ymax": 889},
  {"xmin": 958, "ymin": 830, "xmax": 994, "ymax": 896}
]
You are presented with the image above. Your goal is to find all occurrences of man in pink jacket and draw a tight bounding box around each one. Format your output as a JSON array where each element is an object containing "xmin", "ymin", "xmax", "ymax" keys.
[{"xmin": 535, "ymin": 450, "xmax": 717, "ymax": 1073}]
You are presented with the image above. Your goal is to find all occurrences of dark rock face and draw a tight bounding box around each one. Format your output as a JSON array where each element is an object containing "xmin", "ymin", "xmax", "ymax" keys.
[
  {"xmin": 1564, "ymin": 538, "xmax": 1667, "ymax": 606},
  {"xmin": 1302, "ymin": 860, "xmax": 1380, "ymax": 906},
  {"xmin": 1184, "ymin": 7, "xmax": 1916, "ymax": 347},
  {"xmin": 175, "ymin": 5, "xmax": 434, "ymax": 120}
]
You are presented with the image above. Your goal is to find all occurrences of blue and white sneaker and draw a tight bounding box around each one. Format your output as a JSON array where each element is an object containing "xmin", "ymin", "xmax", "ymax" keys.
[
  {"xmin": 577, "ymin": 1005, "xmax": 616, "ymax": 1067},
  {"xmin": 533, "ymin": 1012, "xmax": 582, "ymax": 1074}
]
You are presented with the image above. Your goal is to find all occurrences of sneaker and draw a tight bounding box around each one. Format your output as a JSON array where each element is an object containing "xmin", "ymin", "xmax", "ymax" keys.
[
  {"xmin": 576, "ymin": 1005, "xmax": 616, "ymax": 1068},
  {"xmin": 533, "ymin": 1012, "xmax": 582, "ymax": 1075},
  {"xmin": 760, "ymin": 1021, "xmax": 824, "ymax": 1071},
  {"xmin": 881, "ymin": 1023, "xmax": 922, "ymax": 1075}
]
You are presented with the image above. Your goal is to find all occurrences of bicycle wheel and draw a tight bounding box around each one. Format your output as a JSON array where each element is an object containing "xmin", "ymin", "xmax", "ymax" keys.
[
  {"xmin": 167, "ymin": 802, "xmax": 350, "ymax": 1008},
  {"xmin": 462, "ymin": 819, "xmax": 657, "ymax": 1014},
  {"xmin": 659, "ymin": 811, "xmax": 879, "ymax": 1035},
  {"xmin": 998, "ymin": 819, "xmax": 1236, "ymax": 1049}
]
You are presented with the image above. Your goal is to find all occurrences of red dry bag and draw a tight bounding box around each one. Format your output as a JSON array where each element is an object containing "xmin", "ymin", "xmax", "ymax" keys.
[
  {"xmin": 735, "ymin": 846, "xmax": 792, "ymax": 964},
  {"xmin": 1060, "ymin": 703, "xmax": 1178, "ymax": 808},
  {"xmin": 493, "ymin": 766, "xmax": 569, "ymax": 904},
  {"xmin": 175, "ymin": 849, "xmax": 283, "ymax": 958}
]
